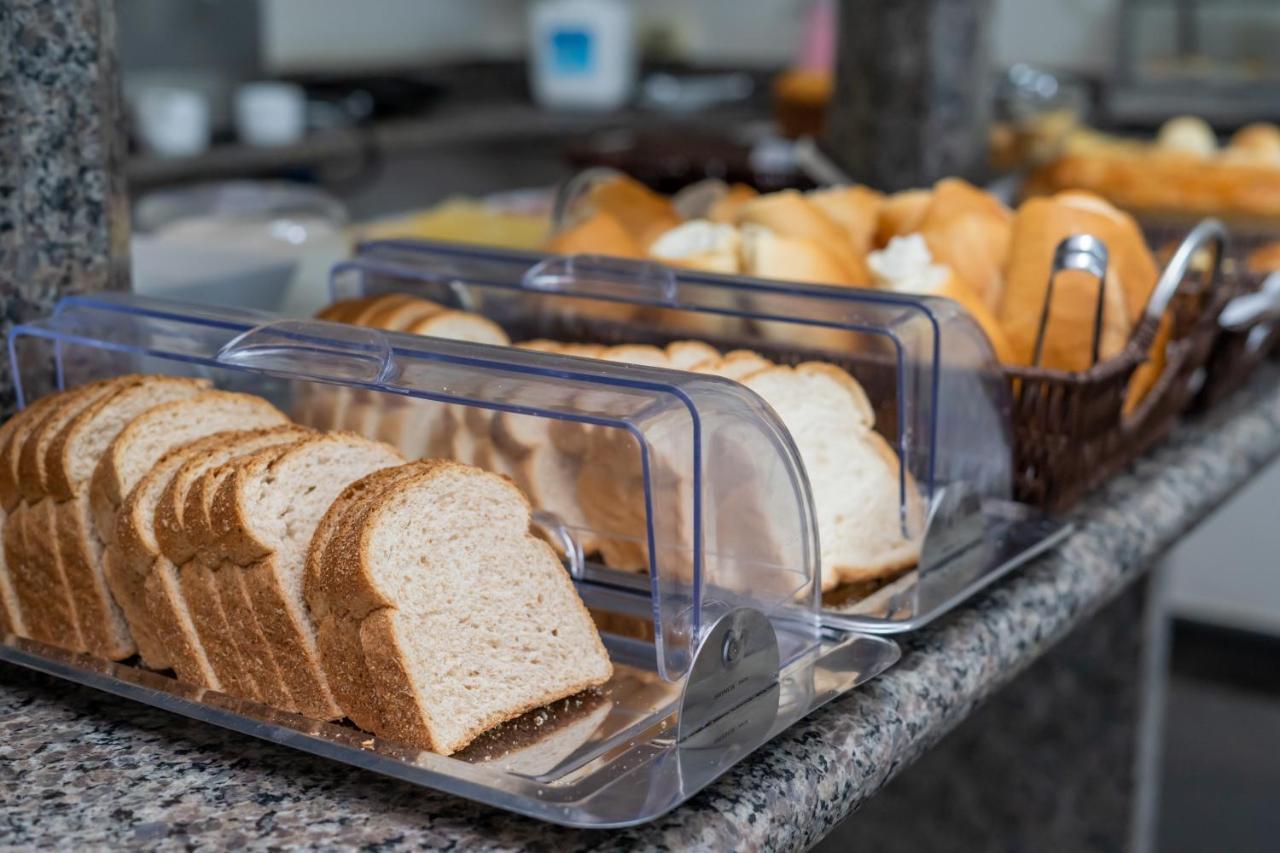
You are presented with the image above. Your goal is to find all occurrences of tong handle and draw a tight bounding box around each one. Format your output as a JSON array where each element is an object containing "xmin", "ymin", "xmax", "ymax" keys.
[{"xmin": 1033, "ymin": 233, "xmax": 1110, "ymax": 368}]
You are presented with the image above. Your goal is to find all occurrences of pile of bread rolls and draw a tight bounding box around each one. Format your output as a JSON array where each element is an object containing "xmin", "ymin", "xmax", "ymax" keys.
[
  {"xmin": 546, "ymin": 173, "xmax": 1166, "ymax": 387},
  {"xmin": 1027, "ymin": 115, "xmax": 1280, "ymax": 224}
]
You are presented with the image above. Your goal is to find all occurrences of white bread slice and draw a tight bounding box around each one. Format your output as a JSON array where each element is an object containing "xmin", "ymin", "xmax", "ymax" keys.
[
  {"xmin": 90, "ymin": 390, "xmax": 288, "ymax": 666},
  {"xmin": 305, "ymin": 462, "xmax": 431, "ymax": 731},
  {"xmin": 573, "ymin": 345, "xmax": 679, "ymax": 571},
  {"xmin": 740, "ymin": 362, "xmax": 921, "ymax": 589},
  {"xmin": 146, "ymin": 427, "xmax": 314, "ymax": 689},
  {"xmin": 317, "ymin": 461, "xmax": 612, "ymax": 753},
  {"xmin": 47, "ymin": 377, "xmax": 210, "ymax": 660},
  {"xmin": 696, "ymin": 350, "xmax": 773, "ymax": 380},
  {"xmin": 665, "ymin": 340, "xmax": 720, "ymax": 371},
  {"xmin": 208, "ymin": 433, "xmax": 404, "ymax": 719}
]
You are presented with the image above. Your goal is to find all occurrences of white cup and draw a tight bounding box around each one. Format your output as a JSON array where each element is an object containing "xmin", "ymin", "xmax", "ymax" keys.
[
  {"xmin": 135, "ymin": 86, "xmax": 211, "ymax": 158},
  {"xmin": 235, "ymin": 82, "xmax": 307, "ymax": 147}
]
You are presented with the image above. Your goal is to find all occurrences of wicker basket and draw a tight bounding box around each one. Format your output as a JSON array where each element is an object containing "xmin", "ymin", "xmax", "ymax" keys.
[{"xmin": 1006, "ymin": 220, "xmax": 1230, "ymax": 511}]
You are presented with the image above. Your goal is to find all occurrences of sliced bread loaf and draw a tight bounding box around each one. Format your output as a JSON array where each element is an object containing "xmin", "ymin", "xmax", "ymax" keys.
[
  {"xmin": 209, "ymin": 432, "xmax": 404, "ymax": 719},
  {"xmin": 9, "ymin": 381, "xmax": 132, "ymax": 651},
  {"xmin": 740, "ymin": 362, "xmax": 921, "ymax": 589},
  {"xmin": 146, "ymin": 427, "xmax": 313, "ymax": 689},
  {"xmin": 318, "ymin": 461, "xmax": 612, "ymax": 754}
]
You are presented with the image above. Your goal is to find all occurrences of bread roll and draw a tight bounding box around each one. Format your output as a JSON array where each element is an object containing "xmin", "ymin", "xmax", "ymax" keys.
[
  {"xmin": 738, "ymin": 190, "xmax": 870, "ymax": 283},
  {"xmin": 706, "ymin": 183, "xmax": 759, "ymax": 224},
  {"xmin": 868, "ymin": 235, "xmax": 1015, "ymax": 364},
  {"xmin": 1228, "ymin": 123, "xmax": 1280, "ymax": 166},
  {"xmin": 739, "ymin": 224, "xmax": 852, "ymax": 286},
  {"xmin": 545, "ymin": 210, "xmax": 645, "ymax": 259},
  {"xmin": 1156, "ymin": 115, "xmax": 1217, "ymax": 158},
  {"xmin": 998, "ymin": 196, "xmax": 1133, "ymax": 371},
  {"xmin": 585, "ymin": 174, "xmax": 681, "ymax": 250},
  {"xmin": 1052, "ymin": 191, "xmax": 1159, "ymax": 321},
  {"xmin": 875, "ymin": 189, "xmax": 933, "ymax": 247},
  {"xmin": 916, "ymin": 178, "xmax": 1013, "ymax": 310},
  {"xmin": 808, "ymin": 185, "xmax": 884, "ymax": 258},
  {"xmin": 648, "ymin": 220, "xmax": 741, "ymax": 275}
]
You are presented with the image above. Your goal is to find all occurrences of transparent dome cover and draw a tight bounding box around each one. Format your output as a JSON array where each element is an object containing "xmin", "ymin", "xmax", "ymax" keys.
[
  {"xmin": 335, "ymin": 240, "xmax": 1038, "ymax": 636},
  {"xmin": 5, "ymin": 291, "xmax": 902, "ymax": 827}
]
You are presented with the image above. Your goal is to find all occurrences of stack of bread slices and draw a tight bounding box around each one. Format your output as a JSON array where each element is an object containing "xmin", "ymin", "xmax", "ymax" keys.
[
  {"xmin": 316, "ymin": 293, "xmax": 923, "ymax": 593},
  {"xmin": 0, "ymin": 376, "xmax": 611, "ymax": 755}
]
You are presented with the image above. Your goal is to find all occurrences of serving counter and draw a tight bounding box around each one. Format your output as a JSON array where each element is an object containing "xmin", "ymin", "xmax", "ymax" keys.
[{"xmin": 5, "ymin": 363, "xmax": 1278, "ymax": 850}]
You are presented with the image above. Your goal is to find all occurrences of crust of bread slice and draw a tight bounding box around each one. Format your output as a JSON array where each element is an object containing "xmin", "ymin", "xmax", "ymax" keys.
[
  {"xmin": 7, "ymin": 385, "xmax": 129, "ymax": 652},
  {"xmin": 336, "ymin": 462, "xmax": 612, "ymax": 754},
  {"xmin": 178, "ymin": 557, "xmax": 263, "ymax": 700},
  {"xmin": 24, "ymin": 379, "xmax": 120, "ymax": 650},
  {"xmin": 664, "ymin": 340, "xmax": 720, "ymax": 371},
  {"xmin": 175, "ymin": 436, "xmax": 315, "ymax": 701},
  {"xmin": 14, "ymin": 380, "xmax": 133, "ymax": 652},
  {"xmin": 363, "ymin": 295, "xmax": 446, "ymax": 331},
  {"xmin": 315, "ymin": 296, "xmax": 377, "ymax": 323},
  {"xmin": 199, "ymin": 445, "xmax": 307, "ymax": 709}
]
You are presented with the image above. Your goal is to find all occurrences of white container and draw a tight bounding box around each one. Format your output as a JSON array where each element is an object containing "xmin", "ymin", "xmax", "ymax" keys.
[
  {"xmin": 528, "ymin": 0, "xmax": 636, "ymax": 111},
  {"xmin": 135, "ymin": 86, "xmax": 211, "ymax": 158},
  {"xmin": 234, "ymin": 81, "xmax": 307, "ymax": 147}
]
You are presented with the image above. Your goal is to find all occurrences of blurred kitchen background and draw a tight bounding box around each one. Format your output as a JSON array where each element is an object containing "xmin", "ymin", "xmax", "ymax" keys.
[{"xmin": 118, "ymin": 2, "xmax": 1280, "ymax": 849}]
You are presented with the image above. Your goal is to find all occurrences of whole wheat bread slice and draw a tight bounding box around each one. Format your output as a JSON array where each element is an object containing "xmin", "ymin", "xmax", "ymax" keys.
[
  {"xmin": 90, "ymin": 390, "xmax": 289, "ymax": 546},
  {"xmin": 113, "ymin": 427, "xmax": 291, "ymax": 674},
  {"xmin": 13, "ymin": 381, "xmax": 134, "ymax": 652},
  {"xmin": 317, "ymin": 461, "xmax": 612, "ymax": 754},
  {"xmin": 209, "ymin": 433, "xmax": 404, "ymax": 719},
  {"xmin": 47, "ymin": 376, "xmax": 209, "ymax": 660},
  {"xmin": 305, "ymin": 462, "xmax": 432, "ymax": 731}
]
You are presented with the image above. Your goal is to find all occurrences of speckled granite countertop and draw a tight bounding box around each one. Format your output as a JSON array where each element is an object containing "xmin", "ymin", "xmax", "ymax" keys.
[{"xmin": 4, "ymin": 368, "xmax": 1280, "ymax": 851}]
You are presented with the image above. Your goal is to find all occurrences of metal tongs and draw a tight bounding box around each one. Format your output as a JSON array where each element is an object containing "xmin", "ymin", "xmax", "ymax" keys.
[{"xmin": 1032, "ymin": 219, "xmax": 1227, "ymax": 368}]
